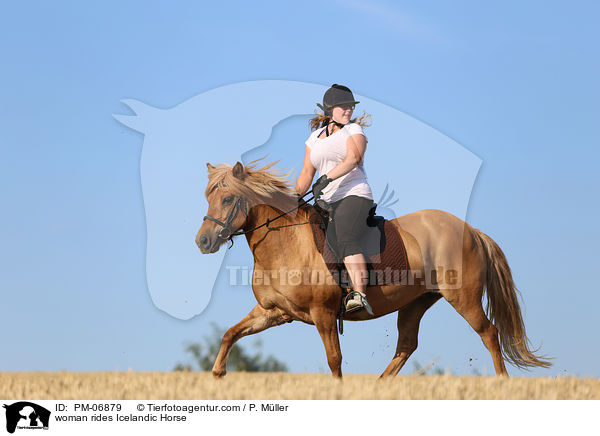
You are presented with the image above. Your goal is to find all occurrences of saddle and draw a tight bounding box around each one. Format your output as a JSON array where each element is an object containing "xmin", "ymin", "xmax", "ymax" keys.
[{"xmin": 309, "ymin": 203, "xmax": 410, "ymax": 289}]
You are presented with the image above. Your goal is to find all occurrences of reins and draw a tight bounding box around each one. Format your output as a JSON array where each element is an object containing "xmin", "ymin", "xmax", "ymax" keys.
[{"xmin": 203, "ymin": 191, "xmax": 315, "ymax": 246}]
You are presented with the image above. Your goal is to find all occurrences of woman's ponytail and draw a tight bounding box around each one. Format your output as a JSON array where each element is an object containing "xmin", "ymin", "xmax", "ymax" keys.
[{"xmin": 309, "ymin": 111, "xmax": 331, "ymax": 131}]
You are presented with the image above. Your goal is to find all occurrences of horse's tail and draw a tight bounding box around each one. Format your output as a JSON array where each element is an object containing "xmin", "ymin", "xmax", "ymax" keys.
[{"xmin": 474, "ymin": 229, "xmax": 552, "ymax": 369}]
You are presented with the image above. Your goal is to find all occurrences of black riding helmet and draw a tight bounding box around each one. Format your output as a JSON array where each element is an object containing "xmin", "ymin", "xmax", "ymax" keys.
[{"xmin": 317, "ymin": 84, "xmax": 360, "ymax": 116}]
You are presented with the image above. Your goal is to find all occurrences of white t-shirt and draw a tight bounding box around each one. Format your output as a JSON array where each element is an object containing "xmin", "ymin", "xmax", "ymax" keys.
[{"xmin": 305, "ymin": 122, "xmax": 373, "ymax": 203}]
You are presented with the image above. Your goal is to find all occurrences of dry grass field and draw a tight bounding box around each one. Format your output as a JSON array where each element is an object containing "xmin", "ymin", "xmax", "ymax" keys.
[{"xmin": 1, "ymin": 372, "xmax": 599, "ymax": 400}]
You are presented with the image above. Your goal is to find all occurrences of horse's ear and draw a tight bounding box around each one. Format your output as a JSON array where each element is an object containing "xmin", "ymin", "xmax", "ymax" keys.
[
  {"xmin": 206, "ymin": 163, "xmax": 215, "ymax": 170},
  {"xmin": 232, "ymin": 161, "xmax": 246, "ymax": 179}
]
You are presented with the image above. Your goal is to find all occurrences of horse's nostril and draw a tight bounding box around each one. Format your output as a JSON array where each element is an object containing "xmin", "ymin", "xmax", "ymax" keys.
[{"xmin": 199, "ymin": 235, "xmax": 209, "ymax": 248}]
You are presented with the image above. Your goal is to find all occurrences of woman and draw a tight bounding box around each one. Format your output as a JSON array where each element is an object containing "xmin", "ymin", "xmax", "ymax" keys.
[{"xmin": 295, "ymin": 84, "xmax": 374, "ymax": 315}]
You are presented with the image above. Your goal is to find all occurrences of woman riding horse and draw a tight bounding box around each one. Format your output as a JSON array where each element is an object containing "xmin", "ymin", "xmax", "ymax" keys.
[
  {"xmin": 197, "ymin": 159, "xmax": 551, "ymax": 378},
  {"xmin": 196, "ymin": 86, "xmax": 551, "ymax": 378},
  {"xmin": 295, "ymin": 84, "xmax": 374, "ymax": 314}
]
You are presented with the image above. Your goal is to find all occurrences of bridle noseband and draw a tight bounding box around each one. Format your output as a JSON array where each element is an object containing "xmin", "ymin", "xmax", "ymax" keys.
[
  {"xmin": 203, "ymin": 191, "xmax": 315, "ymax": 244},
  {"xmin": 203, "ymin": 196, "xmax": 247, "ymax": 240}
]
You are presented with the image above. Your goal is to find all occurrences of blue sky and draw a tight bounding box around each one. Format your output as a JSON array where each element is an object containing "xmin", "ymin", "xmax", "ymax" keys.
[{"xmin": 1, "ymin": 1, "xmax": 598, "ymax": 377}]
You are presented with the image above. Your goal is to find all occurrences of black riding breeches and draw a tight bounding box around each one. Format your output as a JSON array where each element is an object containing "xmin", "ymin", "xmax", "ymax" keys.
[{"xmin": 327, "ymin": 195, "xmax": 374, "ymax": 260}]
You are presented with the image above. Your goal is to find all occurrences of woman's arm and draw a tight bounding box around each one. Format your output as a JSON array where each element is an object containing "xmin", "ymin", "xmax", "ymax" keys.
[
  {"xmin": 295, "ymin": 146, "xmax": 317, "ymax": 195},
  {"xmin": 325, "ymin": 134, "xmax": 367, "ymax": 180}
]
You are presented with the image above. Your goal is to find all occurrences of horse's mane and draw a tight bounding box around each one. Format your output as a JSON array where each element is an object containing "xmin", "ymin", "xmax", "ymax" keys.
[{"xmin": 205, "ymin": 159, "xmax": 294, "ymax": 203}]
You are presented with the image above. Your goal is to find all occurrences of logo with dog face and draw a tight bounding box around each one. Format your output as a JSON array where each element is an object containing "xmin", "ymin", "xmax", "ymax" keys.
[{"xmin": 3, "ymin": 402, "xmax": 50, "ymax": 433}]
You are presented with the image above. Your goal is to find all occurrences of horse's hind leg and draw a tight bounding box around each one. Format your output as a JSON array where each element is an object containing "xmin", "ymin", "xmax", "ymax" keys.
[
  {"xmin": 212, "ymin": 304, "xmax": 290, "ymax": 378},
  {"xmin": 380, "ymin": 292, "xmax": 441, "ymax": 378},
  {"xmin": 441, "ymin": 287, "xmax": 508, "ymax": 376}
]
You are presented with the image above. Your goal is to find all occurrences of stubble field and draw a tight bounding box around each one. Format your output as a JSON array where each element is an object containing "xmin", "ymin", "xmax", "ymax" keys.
[{"xmin": 1, "ymin": 372, "xmax": 598, "ymax": 400}]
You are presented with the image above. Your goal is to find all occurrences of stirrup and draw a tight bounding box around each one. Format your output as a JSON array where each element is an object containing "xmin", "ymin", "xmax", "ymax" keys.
[{"xmin": 344, "ymin": 291, "xmax": 373, "ymax": 315}]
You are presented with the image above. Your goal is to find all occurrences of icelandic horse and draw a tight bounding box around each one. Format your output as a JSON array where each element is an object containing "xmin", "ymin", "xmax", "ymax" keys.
[{"xmin": 196, "ymin": 161, "xmax": 550, "ymax": 378}]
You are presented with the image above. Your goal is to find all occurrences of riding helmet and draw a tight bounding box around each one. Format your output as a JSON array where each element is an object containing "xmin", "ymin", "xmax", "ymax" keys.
[{"xmin": 317, "ymin": 84, "xmax": 360, "ymax": 114}]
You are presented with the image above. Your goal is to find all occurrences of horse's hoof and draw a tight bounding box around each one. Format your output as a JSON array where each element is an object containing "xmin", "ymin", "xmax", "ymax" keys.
[{"xmin": 212, "ymin": 369, "xmax": 226, "ymax": 379}]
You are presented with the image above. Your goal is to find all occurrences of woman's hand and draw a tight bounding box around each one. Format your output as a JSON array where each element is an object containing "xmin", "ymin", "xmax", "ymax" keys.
[
  {"xmin": 311, "ymin": 175, "xmax": 332, "ymax": 200},
  {"xmin": 295, "ymin": 146, "xmax": 316, "ymax": 195},
  {"xmin": 325, "ymin": 134, "xmax": 367, "ymax": 181}
]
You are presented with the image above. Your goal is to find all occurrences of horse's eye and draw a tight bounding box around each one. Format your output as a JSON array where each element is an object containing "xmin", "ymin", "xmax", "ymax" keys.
[{"xmin": 222, "ymin": 196, "xmax": 234, "ymax": 205}]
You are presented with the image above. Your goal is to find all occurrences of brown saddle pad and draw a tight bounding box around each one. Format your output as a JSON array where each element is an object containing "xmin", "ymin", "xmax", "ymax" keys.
[{"xmin": 309, "ymin": 209, "xmax": 410, "ymax": 288}]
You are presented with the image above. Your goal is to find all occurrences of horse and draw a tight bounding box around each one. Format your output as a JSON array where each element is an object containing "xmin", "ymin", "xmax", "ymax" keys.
[{"xmin": 195, "ymin": 160, "xmax": 550, "ymax": 378}]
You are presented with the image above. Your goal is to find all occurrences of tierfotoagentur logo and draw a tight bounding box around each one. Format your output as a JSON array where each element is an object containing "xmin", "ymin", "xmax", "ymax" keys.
[
  {"xmin": 226, "ymin": 265, "xmax": 460, "ymax": 288},
  {"xmin": 3, "ymin": 402, "xmax": 50, "ymax": 433}
]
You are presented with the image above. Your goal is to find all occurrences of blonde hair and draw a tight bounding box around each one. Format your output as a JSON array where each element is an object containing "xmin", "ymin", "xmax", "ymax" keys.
[{"xmin": 309, "ymin": 109, "xmax": 371, "ymax": 132}]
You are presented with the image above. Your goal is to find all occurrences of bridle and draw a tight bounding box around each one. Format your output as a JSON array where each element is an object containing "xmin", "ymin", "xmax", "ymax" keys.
[
  {"xmin": 203, "ymin": 196, "xmax": 247, "ymax": 240},
  {"xmin": 203, "ymin": 192, "xmax": 314, "ymax": 243}
]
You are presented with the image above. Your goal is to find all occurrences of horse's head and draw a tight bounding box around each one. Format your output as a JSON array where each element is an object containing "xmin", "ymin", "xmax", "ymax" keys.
[
  {"xmin": 197, "ymin": 159, "xmax": 295, "ymax": 253},
  {"xmin": 196, "ymin": 161, "xmax": 250, "ymax": 253}
]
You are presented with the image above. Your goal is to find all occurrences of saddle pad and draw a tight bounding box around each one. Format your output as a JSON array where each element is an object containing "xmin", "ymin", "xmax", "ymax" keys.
[{"xmin": 309, "ymin": 210, "xmax": 410, "ymax": 287}]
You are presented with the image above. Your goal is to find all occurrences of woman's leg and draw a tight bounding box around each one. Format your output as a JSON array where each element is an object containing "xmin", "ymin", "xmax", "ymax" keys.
[
  {"xmin": 343, "ymin": 253, "xmax": 373, "ymax": 314},
  {"xmin": 332, "ymin": 196, "xmax": 374, "ymax": 314},
  {"xmin": 343, "ymin": 253, "xmax": 368, "ymax": 293}
]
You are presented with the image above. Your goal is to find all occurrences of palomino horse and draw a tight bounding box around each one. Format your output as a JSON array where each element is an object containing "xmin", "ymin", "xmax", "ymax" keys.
[{"xmin": 196, "ymin": 161, "xmax": 550, "ymax": 378}]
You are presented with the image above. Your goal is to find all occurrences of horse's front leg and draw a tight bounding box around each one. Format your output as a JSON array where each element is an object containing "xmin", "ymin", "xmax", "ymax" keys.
[
  {"xmin": 311, "ymin": 307, "xmax": 342, "ymax": 378},
  {"xmin": 212, "ymin": 304, "xmax": 290, "ymax": 378}
]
